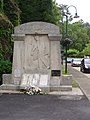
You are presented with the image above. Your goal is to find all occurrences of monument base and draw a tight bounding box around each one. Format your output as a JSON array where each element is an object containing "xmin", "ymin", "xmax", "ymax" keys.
[
  {"xmin": 50, "ymin": 86, "xmax": 72, "ymax": 91},
  {"xmin": 0, "ymin": 84, "xmax": 72, "ymax": 92},
  {"xmin": 0, "ymin": 74, "xmax": 72, "ymax": 93},
  {"xmin": 0, "ymin": 84, "xmax": 20, "ymax": 90}
]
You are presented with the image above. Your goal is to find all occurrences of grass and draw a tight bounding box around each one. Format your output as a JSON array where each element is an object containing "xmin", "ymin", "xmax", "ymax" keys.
[
  {"xmin": 72, "ymin": 80, "xmax": 79, "ymax": 88},
  {"xmin": 62, "ymin": 65, "xmax": 70, "ymax": 75}
]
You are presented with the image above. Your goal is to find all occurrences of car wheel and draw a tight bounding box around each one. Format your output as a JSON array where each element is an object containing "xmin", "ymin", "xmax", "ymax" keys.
[
  {"xmin": 80, "ymin": 67, "xmax": 82, "ymax": 72},
  {"xmin": 82, "ymin": 68, "xmax": 85, "ymax": 73}
]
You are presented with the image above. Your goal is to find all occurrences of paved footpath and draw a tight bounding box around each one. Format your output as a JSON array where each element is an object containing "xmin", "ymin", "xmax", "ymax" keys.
[{"xmin": 68, "ymin": 64, "xmax": 90, "ymax": 101}]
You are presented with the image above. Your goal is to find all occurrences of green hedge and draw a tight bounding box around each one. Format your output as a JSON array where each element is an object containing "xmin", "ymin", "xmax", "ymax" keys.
[{"xmin": 0, "ymin": 59, "xmax": 12, "ymax": 84}]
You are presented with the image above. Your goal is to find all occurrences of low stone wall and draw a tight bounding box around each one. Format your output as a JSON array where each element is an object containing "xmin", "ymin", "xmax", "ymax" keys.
[{"xmin": 2, "ymin": 74, "xmax": 12, "ymax": 84}]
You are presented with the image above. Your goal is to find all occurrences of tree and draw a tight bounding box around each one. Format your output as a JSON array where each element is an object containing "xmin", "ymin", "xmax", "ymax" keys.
[
  {"xmin": 82, "ymin": 43, "xmax": 90, "ymax": 55},
  {"xmin": 18, "ymin": 0, "xmax": 61, "ymax": 25},
  {"xmin": 87, "ymin": 28, "xmax": 90, "ymax": 40},
  {"xmin": 4, "ymin": 0, "xmax": 20, "ymax": 26},
  {"xmin": 0, "ymin": 0, "xmax": 20, "ymax": 83},
  {"xmin": 0, "ymin": 0, "xmax": 4, "ymax": 13},
  {"xmin": 67, "ymin": 49, "xmax": 79, "ymax": 57},
  {"xmin": 67, "ymin": 21, "xmax": 89, "ymax": 52},
  {"xmin": 0, "ymin": 0, "xmax": 20, "ymax": 61}
]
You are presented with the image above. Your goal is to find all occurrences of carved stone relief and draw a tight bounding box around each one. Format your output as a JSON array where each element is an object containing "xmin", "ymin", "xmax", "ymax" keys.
[{"xmin": 24, "ymin": 35, "xmax": 50, "ymax": 70}]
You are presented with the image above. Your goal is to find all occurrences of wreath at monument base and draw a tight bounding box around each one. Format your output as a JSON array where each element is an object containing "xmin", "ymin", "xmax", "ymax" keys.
[{"xmin": 22, "ymin": 86, "xmax": 45, "ymax": 95}]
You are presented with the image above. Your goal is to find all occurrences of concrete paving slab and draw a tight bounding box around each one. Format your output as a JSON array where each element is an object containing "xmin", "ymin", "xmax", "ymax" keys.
[
  {"xmin": 68, "ymin": 64, "xmax": 90, "ymax": 101},
  {"xmin": 49, "ymin": 88, "xmax": 83, "ymax": 96}
]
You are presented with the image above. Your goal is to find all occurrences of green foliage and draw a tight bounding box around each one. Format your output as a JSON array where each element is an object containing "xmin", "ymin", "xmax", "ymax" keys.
[
  {"xmin": 67, "ymin": 21, "xmax": 89, "ymax": 52},
  {"xmin": 62, "ymin": 65, "xmax": 70, "ymax": 75},
  {"xmin": 0, "ymin": 0, "xmax": 4, "ymax": 13},
  {"xmin": 82, "ymin": 43, "xmax": 90, "ymax": 55},
  {"xmin": 0, "ymin": 59, "xmax": 12, "ymax": 84},
  {"xmin": 0, "ymin": 0, "xmax": 19, "ymax": 62},
  {"xmin": 0, "ymin": 1, "xmax": 19, "ymax": 60},
  {"xmin": 4, "ymin": 0, "xmax": 20, "ymax": 26},
  {"xmin": 62, "ymin": 20, "xmax": 90, "ymax": 53},
  {"xmin": 67, "ymin": 49, "xmax": 79, "ymax": 57},
  {"xmin": 51, "ymin": 0, "xmax": 61, "ymax": 25},
  {"xmin": 19, "ymin": 0, "xmax": 61, "ymax": 25},
  {"xmin": 0, "ymin": 60, "xmax": 12, "ymax": 73},
  {"xmin": 63, "ymin": 48, "xmax": 84, "ymax": 58},
  {"xmin": 72, "ymin": 80, "xmax": 79, "ymax": 88},
  {"xmin": 0, "ymin": 13, "xmax": 13, "ymax": 28},
  {"xmin": 0, "ymin": 1, "xmax": 20, "ymax": 84},
  {"xmin": 0, "ymin": 26, "xmax": 13, "ymax": 60},
  {"xmin": 64, "ymin": 48, "xmax": 84, "ymax": 58},
  {"xmin": 0, "ymin": 21, "xmax": 13, "ymax": 84},
  {"xmin": 87, "ymin": 28, "xmax": 90, "ymax": 40},
  {"xmin": 0, "ymin": 53, "xmax": 3, "ymax": 60}
]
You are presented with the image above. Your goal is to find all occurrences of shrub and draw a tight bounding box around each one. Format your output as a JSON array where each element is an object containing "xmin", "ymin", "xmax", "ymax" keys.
[
  {"xmin": 67, "ymin": 49, "xmax": 79, "ymax": 57},
  {"xmin": 0, "ymin": 59, "xmax": 12, "ymax": 84}
]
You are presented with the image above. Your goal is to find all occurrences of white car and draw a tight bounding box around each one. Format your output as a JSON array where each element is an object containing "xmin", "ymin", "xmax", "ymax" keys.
[{"xmin": 71, "ymin": 58, "xmax": 82, "ymax": 67}]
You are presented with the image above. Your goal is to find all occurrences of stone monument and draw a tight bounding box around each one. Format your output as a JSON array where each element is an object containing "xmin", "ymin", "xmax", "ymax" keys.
[{"xmin": 1, "ymin": 22, "xmax": 66, "ymax": 92}]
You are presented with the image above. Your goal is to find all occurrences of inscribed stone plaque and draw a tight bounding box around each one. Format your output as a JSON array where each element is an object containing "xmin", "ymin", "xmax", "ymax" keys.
[
  {"xmin": 51, "ymin": 70, "xmax": 61, "ymax": 76},
  {"xmin": 21, "ymin": 74, "xmax": 40, "ymax": 87},
  {"xmin": 39, "ymin": 75, "xmax": 48, "ymax": 86},
  {"xmin": 27, "ymin": 74, "xmax": 33, "ymax": 85},
  {"xmin": 32, "ymin": 74, "xmax": 39, "ymax": 85}
]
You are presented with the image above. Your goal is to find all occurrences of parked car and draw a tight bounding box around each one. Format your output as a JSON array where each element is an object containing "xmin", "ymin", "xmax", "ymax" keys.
[
  {"xmin": 80, "ymin": 58, "xmax": 90, "ymax": 73},
  {"xmin": 71, "ymin": 58, "xmax": 81, "ymax": 67},
  {"xmin": 67, "ymin": 57, "xmax": 73, "ymax": 63}
]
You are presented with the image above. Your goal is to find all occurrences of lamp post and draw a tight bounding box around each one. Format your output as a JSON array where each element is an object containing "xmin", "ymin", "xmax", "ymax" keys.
[{"xmin": 60, "ymin": 5, "xmax": 79, "ymax": 73}]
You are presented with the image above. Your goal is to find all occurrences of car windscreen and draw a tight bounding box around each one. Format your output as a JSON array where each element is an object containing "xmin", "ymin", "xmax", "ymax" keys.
[
  {"xmin": 85, "ymin": 59, "xmax": 90, "ymax": 64},
  {"xmin": 73, "ymin": 59, "xmax": 81, "ymax": 62}
]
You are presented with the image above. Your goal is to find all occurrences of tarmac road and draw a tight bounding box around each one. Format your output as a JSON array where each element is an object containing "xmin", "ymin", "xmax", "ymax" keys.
[
  {"xmin": 68, "ymin": 64, "xmax": 90, "ymax": 101},
  {"xmin": 72, "ymin": 66, "xmax": 90, "ymax": 78},
  {"xmin": 0, "ymin": 93, "xmax": 90, "ymax": 120}
]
